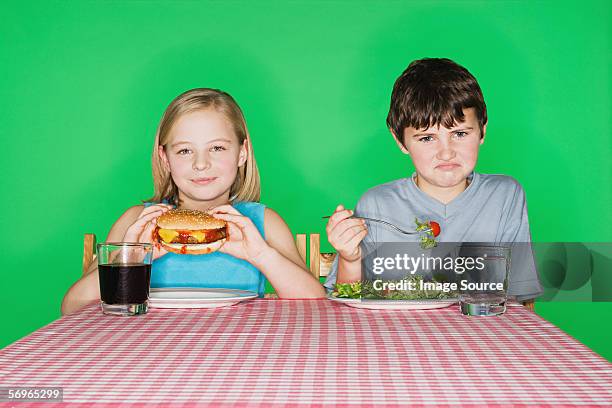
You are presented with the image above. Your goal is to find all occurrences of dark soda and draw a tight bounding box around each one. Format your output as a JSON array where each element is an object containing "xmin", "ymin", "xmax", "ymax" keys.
[{"xmin": 99, "ymin": 264, "xmax": 151, "ymax": 304}]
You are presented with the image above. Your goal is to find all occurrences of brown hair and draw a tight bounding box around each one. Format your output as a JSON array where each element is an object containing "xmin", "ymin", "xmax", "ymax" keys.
[
  {"xmin": 386, "ymin": 58, "xmax": 487, "ymax": 145},
  {"xmin": 146, "ymin": 88, "xmax": 260, "ymax": 205}
]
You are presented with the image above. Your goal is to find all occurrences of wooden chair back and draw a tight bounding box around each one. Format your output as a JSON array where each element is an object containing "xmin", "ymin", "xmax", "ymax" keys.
[
  {"xmin": 82, "ymin": 233, "xmax": 96, "ymax": 275},
  {"xmin": 295, "ymin": 233, "xmax": 336, "ymax": 279}
]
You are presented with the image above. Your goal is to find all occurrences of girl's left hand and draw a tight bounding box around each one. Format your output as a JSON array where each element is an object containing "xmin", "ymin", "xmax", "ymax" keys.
[{"xmin": 209, "ymin": 205, "xmax": 271, "ymax": 263}]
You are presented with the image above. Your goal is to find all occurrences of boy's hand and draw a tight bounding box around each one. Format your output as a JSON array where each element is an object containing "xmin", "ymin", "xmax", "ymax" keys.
[{"xmin": 326, "ymin": 204, "xmax": 368, "ymax": 263}]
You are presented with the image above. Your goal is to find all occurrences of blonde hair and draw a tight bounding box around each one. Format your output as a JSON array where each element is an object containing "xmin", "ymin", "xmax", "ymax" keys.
[{"xmin": 146, "ymin": 88, "xmax": 261, "ymax": 205}]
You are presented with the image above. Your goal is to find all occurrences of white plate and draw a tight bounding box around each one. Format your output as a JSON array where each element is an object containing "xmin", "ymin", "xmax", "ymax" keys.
[
  {"xmin": 328, "ymin": 295, "xmax": 457, "ymax": 310},
  {"xmin": 149, "ymin": 288, "xmax": 258, "ymax": 309}
]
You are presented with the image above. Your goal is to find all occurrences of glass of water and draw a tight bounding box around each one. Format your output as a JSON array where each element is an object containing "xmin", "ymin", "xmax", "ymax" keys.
[{"xmin": 457, "ymin": 245, "xmax": 510, "ymax": 316}]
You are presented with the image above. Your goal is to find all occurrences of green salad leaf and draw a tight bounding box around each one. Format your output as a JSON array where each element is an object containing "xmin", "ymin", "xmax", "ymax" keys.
[
  {"xmin": 332, "ymin": 281, "xmax": 362, "ymax": 298},
  {"xmin": 415, "ymin": 217, "xmax": 438, "ymax": 249},
  {"xmin": 332, "ymin": 275, "xmax": 456, "ymax": 300}
]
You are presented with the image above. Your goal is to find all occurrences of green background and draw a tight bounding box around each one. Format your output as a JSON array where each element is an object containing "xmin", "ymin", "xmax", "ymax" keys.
[{"xmin": 1, "ymin": 1, "xmax": 610, "ymax": 360}]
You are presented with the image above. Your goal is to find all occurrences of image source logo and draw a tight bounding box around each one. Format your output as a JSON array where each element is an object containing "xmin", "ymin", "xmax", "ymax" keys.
[
  {"xmin": 332, "ymin": 242, "xmax": 611, "ymax": 302},
  {"xmin": 346, "ymin": 243, "xmax": 513, "ymax": 302},
  {"xmin": 371, "ymin": 252, "xmax": 486, "ymax": 275}
]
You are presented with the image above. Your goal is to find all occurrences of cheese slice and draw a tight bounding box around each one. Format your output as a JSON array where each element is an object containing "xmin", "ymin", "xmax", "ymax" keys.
[
  {"xmin": 158, "ymin": 228, "xmax": 179, "ymax": 242},
  {"xmin": 191, "ymin": 231, "xmax": 207, "ymax": 242}
]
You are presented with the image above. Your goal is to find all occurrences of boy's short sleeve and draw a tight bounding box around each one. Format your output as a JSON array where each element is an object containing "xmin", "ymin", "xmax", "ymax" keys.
[{"xmin": 501, "ymin": 182, "xmax": 543, "ymax": 301}]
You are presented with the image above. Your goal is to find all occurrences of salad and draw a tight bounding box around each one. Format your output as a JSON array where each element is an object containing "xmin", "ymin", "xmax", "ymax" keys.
[
  {"xmin": 415, "ymin": 218, "xmax": 441, "ymax": 249},
  {"xmin": 332, "ymin": 275, "xmax": 456, "ymax": 301}
]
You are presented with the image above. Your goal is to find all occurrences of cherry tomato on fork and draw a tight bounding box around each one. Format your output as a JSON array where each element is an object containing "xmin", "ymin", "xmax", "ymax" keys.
[{"xmin": 430, "ymin": 221, "xmax": 441, "ymax": 237}]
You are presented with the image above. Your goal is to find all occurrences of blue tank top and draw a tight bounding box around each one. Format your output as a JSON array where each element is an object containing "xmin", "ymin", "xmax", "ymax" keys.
[{"xmin": 145, "ymin": 201, "xmax": 267, "ymax": 297}]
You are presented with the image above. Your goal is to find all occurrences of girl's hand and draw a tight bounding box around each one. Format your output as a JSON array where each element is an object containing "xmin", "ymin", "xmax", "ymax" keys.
[
  {"xmin": 123, "ymin": 203, "xmax": 174, "ymax": 260},
  {"xmin": 209, "ymin": 204, "xmax": 271, "ymax": 264},
  {"xmin": 326, "ymin": 204, "xmax": 368, "ymax": 263}
]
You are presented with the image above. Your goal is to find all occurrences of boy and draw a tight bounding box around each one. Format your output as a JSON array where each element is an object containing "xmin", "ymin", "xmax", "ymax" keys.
[{"xmin": 325, "ymin": 58, "xmax": 542, "ymax": 302}]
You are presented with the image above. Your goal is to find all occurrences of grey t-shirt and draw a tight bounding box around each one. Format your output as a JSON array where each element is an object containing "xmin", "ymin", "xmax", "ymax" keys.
[{"xmin": 324, "ymin": 172, "xmax": 543, "ymax": 301}]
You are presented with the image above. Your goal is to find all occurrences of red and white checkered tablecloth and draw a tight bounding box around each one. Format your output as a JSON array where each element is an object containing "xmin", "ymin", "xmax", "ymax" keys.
[{"xmin": 1, "ymin": 300, "xmax": 611, "ymax": 407}]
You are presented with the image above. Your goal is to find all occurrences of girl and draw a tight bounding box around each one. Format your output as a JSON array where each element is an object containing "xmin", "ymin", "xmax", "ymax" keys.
[{"xmin": 62, "ymin": 88, "xmax": 325, "ymax": 314}]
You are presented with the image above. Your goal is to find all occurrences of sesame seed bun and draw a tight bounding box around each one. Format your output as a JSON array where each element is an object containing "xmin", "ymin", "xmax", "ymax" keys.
[{"xmin": 157, "ymin": 209, "xmax": 226, "ymax": 230}]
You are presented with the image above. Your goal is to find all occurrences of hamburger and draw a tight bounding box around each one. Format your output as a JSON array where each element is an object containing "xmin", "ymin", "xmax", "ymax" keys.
[{"xmin": 154, "ymin": 209, "xmax": 227, "ymax": 255}]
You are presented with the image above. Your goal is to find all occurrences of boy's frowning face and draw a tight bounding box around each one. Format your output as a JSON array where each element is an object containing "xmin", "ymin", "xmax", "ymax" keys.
[{"xmin": 399, "ymin": 108, "xmax": 485, "ymax": 189}]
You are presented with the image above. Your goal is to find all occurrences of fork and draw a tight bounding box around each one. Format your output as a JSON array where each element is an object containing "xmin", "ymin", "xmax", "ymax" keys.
[{"xmin": 322, "ymin": 215, "xmax": 430, "ymax": 235}]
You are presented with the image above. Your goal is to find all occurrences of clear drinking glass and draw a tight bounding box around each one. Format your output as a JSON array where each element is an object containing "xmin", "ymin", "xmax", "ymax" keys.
[
  {"xmin": 97, "ymin": 243, "xmax": 153, "ymax": 316},
  {"xmin": 457, "ymin": 246, "xmax": 510, "ymax": 316}
]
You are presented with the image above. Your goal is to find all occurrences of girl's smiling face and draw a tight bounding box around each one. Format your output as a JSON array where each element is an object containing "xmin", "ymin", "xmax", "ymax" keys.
[
  {"xmin": 159, "ymin": 109, "xmax": 247, "ymax": 207},
  {"xmin": 399, "ymin": 108, "xmax": 485, "ymax": 189}
]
